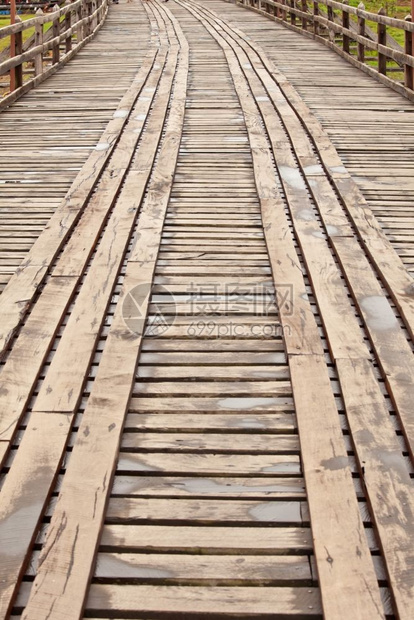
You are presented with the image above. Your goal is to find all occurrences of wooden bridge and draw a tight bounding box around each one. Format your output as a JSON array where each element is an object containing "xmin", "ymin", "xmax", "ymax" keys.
[{"xmin": 0, "ymin": 0, "xmax": 414, "ymax": 618}]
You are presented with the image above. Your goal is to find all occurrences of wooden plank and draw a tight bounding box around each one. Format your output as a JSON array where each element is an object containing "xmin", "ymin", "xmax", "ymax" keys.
[
  {"xmin": 100, "ymin": 524, "xmax": 312, "ymax": 553},
  {"xmin": 137, "ymin": 351, "xmax": 286, "ymax": 364},
  {"xmin": 95, "ymin": 552, "xmax": 312, "ymax": 583},
  {"xmin": 0, "ymin": 441, "xmax": 9, "ymax": 469},
  {"xmin": 124, "ymin": 411, "xmax": 295, "ymax": 432},
  {"xmin": 0, "ymin": 6, "xmax": 156, "ymax": 357},
  {"xmin": 333, "ymin": 235, "xmax": 414, "ymax": 461},
  {"xmin": 86, "ymin": 584, "xmax": 322, "ymax": 616},
  {"xmin": 32, "ymin": 14, "xmax": 177, "ymax": 415},
  {"xmin": 0, "ymin": 411, "xmax": 72, "ymax": 619},
  {"xmin": 117, "ymin": 452, "xmax": 301, "ymax": 476},
  {"xmin": 21, "ymin": 6, "xmax": 189, "ymax": 618},
  {"xmin": 112, "ymin": 475, "xmax": 304, "ymax": 498},
  {"xmin": 128, "ymin": 396, "xmax": 293, "ymax": 413},
  {"xmin": 136, "ymin": 364, "xmax": 290, "ymax": 379},
  {"xmin": 256, "ymin": 33, "xmax": 414, "ymax": 338},
  {"xmin": 134, "ymin": 380, "xmax": 291, "ymax": 395},
  {"xmin": 289, "ymin": 354, "xmax": 383, "ymax": 618},
  {"xmin": 0, "ymin": 277, "xmax": 75, "ymax": 446},
  {"xmin": 120, "ymin": 433, "xmax": 298, "ymax": 454},
  {"xmin": 0, "ymin": 265, "xmax": 47, "ymax": 358},
  {"xmin": 140, "ymin": 339, "xmax": 284, "ymax": 351},
  {"xmin": 206, "ymin": 0, "xmax": 414, "ymax": 339},
  {"xmin": 337, "ymin": 357, "xmax": 414, "ymax": 619},
  {"xmin": 176, "ymin": 5, "xmax": 383, "ymax": 617}
]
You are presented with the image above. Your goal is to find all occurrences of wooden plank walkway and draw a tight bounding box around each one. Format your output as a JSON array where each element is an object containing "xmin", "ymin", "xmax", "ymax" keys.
[
  {"xmin": 0, "ymin": 1, "xmax": 414, "ymax": 619},
  {"xmin": 0, "ymin": 3, "xmax": 151, "ymax": 293},
  {"xmin": 209, "ymin": 0, "xmax": 414, "ymax": 277}
]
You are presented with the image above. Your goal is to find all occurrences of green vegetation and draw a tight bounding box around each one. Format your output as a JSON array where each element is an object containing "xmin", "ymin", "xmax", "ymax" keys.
[
  {"xmin": 347, "ymin": 0, "xmax": 409, "ymax": 47},
  {"xmin": 347, "ymin": 0, "xmax": 410, "ymax": 20},
  {"xmin": 0, "ymin": 15, "xmax": 37, "ymax": 53},
  {"xmin": 0, "ymin": 13, "xmax": 61, "ymax": 54},
  {"xmin": 295, "ymin": 0, "xmax": 409, "ymax": 83}
]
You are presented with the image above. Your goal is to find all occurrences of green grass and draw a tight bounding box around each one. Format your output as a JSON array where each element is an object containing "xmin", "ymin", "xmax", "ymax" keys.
[
  {"xmin": 0, "ymin": 15, "xmax": 37, "ymax": 53},
  {"xmin": 347, "ymin": 0, "xmax": 409, "ymax": 47},
  {"xmin": 305, "ymin": 0, "xmax": 409, "ymax": 82},
  {"xmin": 347, "ymin": 0, "xmax": 411, "ymax": 20}
]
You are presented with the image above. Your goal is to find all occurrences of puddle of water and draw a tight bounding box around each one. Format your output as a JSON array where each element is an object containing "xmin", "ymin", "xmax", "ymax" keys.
[
  {"xmin": 360, "ymin": 296, "xmax": 398, "ymax": 331},
  {"xmin": 278, "ymin": 166, "xmax": 307, "ymax": 191},
  {"xmin": 230, "ymin": 417, "xmax": 267, "ymax": 430},
  {"xmin": 113, "ymin": 110, "xmax": 128, "ymax": 119},
  {"xmin": 95, "ymin": 143, "xmax": 110, "ymax": 151},
  {"xmin": 311, "ymin": 231, "xmax": 325, "ymax": 239},
  {"xmin": 297, "ymin": 209, "xmax": 316, "ymax": 222},
  {"xmin": 304, "ymin": 165, "xmax": 324, "ymax": 175},
  {"xmin": 330, "ymin": 165, "xmax": 347, "ymax": 174},
  {"xmin": 326, "ymin": 225, "xmax": 339, "ymax": 236}
]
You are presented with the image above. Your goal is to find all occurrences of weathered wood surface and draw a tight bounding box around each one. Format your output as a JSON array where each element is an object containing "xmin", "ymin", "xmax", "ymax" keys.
[
  {"xmin": 0, "ymin": 0, "xmax": 414, "ymax": 619},
  {"xmin": 212, "ymin": 0, "xmax": 414, "ymax": 278},
  {"xmin": 0, "ymin": 2, "xmax": 151, "ymax": 296}
]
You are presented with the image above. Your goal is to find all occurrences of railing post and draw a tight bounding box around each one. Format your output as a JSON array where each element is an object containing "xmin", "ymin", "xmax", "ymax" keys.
[
  {"xmin": 9, "ymin": 0, "xmax": 15, "ymax": 91},
  {"xmin": 34, "ymin": 8, "xmax": 44, "ymax": 76},
  {"xmin": 14, "ymin": 16, "xmax": 23, "ymax": 89},
  {"xmin": 77, "ymin": 0, "xmax": 84, "ymax": 44},
  {"xmin": 301, "ymin": 0, "xmax": 308, "ymax": 30},
  {"xmin": 342, "ymin": 0, "xmax": 350, "ymax": 54},
  {"xmin": 87, "ymin": 0, "xmax": 93, "ymax": 37},
  {"xmin": 327, "ymin": 3, "xmax": 335, "ymax": 42},
  {"xmin": 405, "ymin": 15, "xmax": 413, "ymax": 90},
  {"xmin": 92, "ymin": 0, "xmax": 97, "ymax": 31},
  {"xmin": 64, "ymin": 0, "xmax": 72, "ymax": 53},
  {"xmin": 377, "ymin": 8, "xmax": 387, "ymax": 74},
  {"xmin": 290, "ymin": 0, "xmax": 296, "ymax": 26},
  {"xmin": 313, "ymin": 1, "xmax": 319, "ymax": 36},
  {"xmin": 357, "ymin": 3, "xmax": 365, "ymax": 63},
  {"xmin": 52, "ymin": 4, "xmax": 60, "ymax": 65}
]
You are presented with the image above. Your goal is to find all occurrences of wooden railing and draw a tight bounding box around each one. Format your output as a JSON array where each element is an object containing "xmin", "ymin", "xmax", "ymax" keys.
[
  {"xmin": 237, "ymin": 0, "xmax": 414, "ymax": 100},
  {"xmin": 0, "ymin": 3, "xmax": 53, "ymax": 10},
  {"xmin": 0, "ymin": 0, "xmax": 108, "ymax": 108}
]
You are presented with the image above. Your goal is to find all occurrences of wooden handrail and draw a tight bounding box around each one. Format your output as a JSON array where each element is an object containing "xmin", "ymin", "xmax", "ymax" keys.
[
  {"xmin": 237, "ymin": 0, "xmax": 414, "ymax": 99},
  {"xmin": 0, "ymin": 0, "xmax": 108, "ymax": 106}
]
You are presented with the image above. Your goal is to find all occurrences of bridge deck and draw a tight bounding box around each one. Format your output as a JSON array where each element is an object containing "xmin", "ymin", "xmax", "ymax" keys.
[
  {"xmin": 213, "ymin": 0, "xmax": 414, "ymax": 277},
  {"xmin": 0, "ymin": 1, "xmax": 413, "ymax": 619}
]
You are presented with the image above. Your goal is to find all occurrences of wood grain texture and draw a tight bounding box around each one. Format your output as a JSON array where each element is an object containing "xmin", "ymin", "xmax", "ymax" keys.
[
  {"xmin": 0, "ymin": 3, "xmax": 152, "ymax": 353},
  {"xmin": 337, "ymin": 357, "xmax": 414, "ymax": 619},
  {"xmin": 178, "ymin": 2, "xmax": 383, "ymax": 617},
  {"xmin": 21, "ymin": 4, "xmax": 189, "ymax": 619},
  {"xmin": 0, "ymin": 412, "xmax": 72, "ymax": 618},
  {"xmin": 3, "ymin": 0, "xmax": 414, "ymax": 618},
  {"xmin": 86, "ymin": 584, "xmax": 322, "ymax": 616}
]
